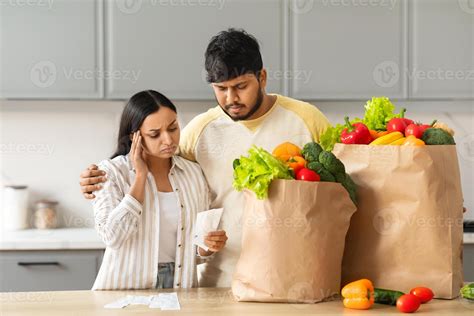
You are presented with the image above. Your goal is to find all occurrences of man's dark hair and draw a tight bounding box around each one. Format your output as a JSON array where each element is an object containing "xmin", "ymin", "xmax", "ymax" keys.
[{"xmin": 205, "ymin": 28, "xmax": 263, "ymax": 83}]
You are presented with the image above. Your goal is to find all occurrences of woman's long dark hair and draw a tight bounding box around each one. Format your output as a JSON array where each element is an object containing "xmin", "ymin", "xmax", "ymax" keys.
[{"xmin": 111, "ymin": 90, "xmax": 177, "ymax": 159}]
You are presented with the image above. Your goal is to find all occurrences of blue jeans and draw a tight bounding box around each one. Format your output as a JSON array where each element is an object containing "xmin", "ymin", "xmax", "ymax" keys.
[{"xmin": 156, "ymin": 262, "xmax": 175, "ymax": 289}]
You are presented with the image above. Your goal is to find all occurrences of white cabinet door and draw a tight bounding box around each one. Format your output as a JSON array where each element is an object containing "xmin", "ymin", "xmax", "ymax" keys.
[
  {"xmin": 0, "ymin": 0, "xmax": 103, "ymax": 99},
  {"xmin": 105, "ymin": 0, "xmax": 284, "ymax": 100},
  {"xmin": 289, "ymin": 0, "xmax": 407, "ymax": 100},
  {"xmin": 410, "ymin": 0, "xmax": 474, "ymax": 99}
]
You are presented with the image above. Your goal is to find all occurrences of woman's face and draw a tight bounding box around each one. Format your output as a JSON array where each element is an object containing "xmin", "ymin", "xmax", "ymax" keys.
[{"xmin": 138, "ymin": 107, "xmax": 180, "ymax": 159}]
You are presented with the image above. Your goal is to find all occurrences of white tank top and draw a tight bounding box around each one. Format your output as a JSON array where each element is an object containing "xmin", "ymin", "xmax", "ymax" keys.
[{"xmin": 158, "ymin": 191, "xmax": 179, "ymax": 263}]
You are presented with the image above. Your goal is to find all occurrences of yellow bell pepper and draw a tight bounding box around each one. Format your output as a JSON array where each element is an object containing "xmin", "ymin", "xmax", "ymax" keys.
[
  {"xmin": 390, "ymin": 137, "xmax": 406, "ymax": 145},
  {"xmin": 369, "ymin": 132, "xmax": 404, "ymax": 145},
  {"xmin": 403, "ymin": 135, "xmax": 425, "ymax": 146},
  {"xmin": 341, "ymin": 279, "xmax": 375, "ymax": 310}
]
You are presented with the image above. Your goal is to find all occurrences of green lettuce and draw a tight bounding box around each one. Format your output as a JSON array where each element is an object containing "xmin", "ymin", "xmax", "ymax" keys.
[
  {"xmin": 233, "ymin": 146, "xmax": 293, "ymax": 199},
  {"xmin": 362, "ymin": 96, "xmax": 399, "ymax": 130}
]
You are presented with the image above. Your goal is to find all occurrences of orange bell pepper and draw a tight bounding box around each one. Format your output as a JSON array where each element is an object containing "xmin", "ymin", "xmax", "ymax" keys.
[
  {"xmin": 369, "ymin": 130, "xmax": 390, "ymax": 140},
  {"xmin": 403, "ymin": 135, "xmax": 425, "ymax": 146},
  {"xmin": 272, "ymin": 142, "xmax": 302, "ymax": 162},
  {"xmin": 287, "ymin": 156, "xmax": 306, "ymax": 174},
  {"xmin": 341, "ymin": 279, "xmax": 375, "ymax": 310}
]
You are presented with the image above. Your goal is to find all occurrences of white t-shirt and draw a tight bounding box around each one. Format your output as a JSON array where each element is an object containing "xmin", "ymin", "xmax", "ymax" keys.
[{"xmin": 158, "ymin": 191, "xmax": 179, "ymax": 263}]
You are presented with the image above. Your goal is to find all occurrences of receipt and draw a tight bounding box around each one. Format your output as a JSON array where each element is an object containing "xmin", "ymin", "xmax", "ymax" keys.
[
  {"xmin": 149, "ymin": 293, "xmax": 181, "ymax": 310},
  {"xmin": 104, "ymin": 294, "xmax": 180, "ymax": 310},
  {"xmin": 193, "ymin": 208, "xmax": 224, "ymax": 251}
]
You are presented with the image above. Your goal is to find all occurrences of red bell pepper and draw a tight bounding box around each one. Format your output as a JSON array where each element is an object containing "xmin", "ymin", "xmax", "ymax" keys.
[{"xmin": 341, "ymin": 117, "xmax": 372, "ymax": 145}]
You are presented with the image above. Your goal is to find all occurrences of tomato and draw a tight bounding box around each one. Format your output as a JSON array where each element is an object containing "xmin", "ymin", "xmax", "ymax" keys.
[
  {"xmin": 403, "ymin": 118, "xmax": 415, "ymax": 126},
  {"xmin": 396, "ymin": 294, "xmax": 421, "ymax": 313},
  {"xmin": 405, "ymin": 124, "xmax": 423, "ymax": 139},
  {"xmin": 387, "ymin": 118, "xmax": 407, "ymax": 133},
  {"xmin": 418, "ymin": 124, "xmax": 431, "ymax": 135},
  {"xmin": 410, "ymin": 287, "xmax": 434, "ymax": 304},
  {"xmin": 296, "ymin": 168, "xmax": 320, "ymax": 182}
]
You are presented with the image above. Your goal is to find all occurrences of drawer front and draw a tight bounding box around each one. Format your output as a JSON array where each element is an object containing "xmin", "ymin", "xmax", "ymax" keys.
[
  {"xmin": 0, "ymin": 250, "xmax": 103, "ymax": 292},
  {"xmin": 464, "ymin": 244, "xmax": 474, "ymax": 283}
]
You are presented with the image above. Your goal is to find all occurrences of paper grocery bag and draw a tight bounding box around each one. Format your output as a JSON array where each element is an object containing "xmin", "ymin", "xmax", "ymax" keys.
[
  {"xmin": 232, "ymin": 179, "xmax": 357, "ymax": 303},
  {"xmin": 332, "ymin": 144, "xmax": 464, "ymax": 299}
]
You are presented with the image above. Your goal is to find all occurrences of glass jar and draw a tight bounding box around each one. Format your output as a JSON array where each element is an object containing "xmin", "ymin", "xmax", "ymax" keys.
[{"xmin": 33, "ymin": 200, "xmax": 58, "ymax": 229}]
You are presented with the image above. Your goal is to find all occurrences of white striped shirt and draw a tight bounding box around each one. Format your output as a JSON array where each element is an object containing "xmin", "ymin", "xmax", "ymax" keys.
[{"xmin": 91, "ymin": 154, "xmax": 211, "ymax": 290}]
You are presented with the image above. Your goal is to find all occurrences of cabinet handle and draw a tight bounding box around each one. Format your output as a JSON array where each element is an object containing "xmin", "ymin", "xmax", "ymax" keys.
[{"xmin": 17, "ymin": 261, "xmax": 60, "ymax": 266}]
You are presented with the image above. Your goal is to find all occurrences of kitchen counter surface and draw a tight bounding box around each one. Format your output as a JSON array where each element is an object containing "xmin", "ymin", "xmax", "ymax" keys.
[
  {"xmin": 0, "ymin": 228, "xmax": 105, "ymax": 250},
  {"xmin": 1, "ymin": 287, "xmax": 473, "ymax": 315},
  {"xmin": 464, "ymin": 232, "xmax": 474, "ymax": 244}
]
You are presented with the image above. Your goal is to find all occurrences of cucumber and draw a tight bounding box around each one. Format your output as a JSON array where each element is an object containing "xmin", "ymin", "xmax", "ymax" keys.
[{"xmin": 374, "ymin": 288, "xmax": 405, "ymax": 306}]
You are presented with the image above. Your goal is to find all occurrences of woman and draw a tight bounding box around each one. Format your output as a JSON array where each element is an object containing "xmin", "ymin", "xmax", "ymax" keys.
[{"xmin": 91, "ymin": 90, "xmax": 227, "ymax": 290}]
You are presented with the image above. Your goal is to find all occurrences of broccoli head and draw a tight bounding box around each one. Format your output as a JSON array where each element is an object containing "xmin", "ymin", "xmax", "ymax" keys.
[
  {"xmin": 319, "ymin": 151, "xmax": 346, "ymax": 175},
  {"xmin": 302, "ymin": 142, "xmax": 323, "ymax": 162},
  {"xmin": 422, "ymin": 128, "xmax": 456, "ymax": 145},
  {"xmin": 307, "ymin": 161, "xmax": 336, "ymax": 182},
  {"xmin": 340, "ymin": 173, "xmax": 357, "ymax": 205}
]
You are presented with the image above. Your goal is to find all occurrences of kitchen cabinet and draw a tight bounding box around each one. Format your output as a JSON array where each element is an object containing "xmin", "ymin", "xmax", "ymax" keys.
[
  {"xmin": 289, "ymin": 0, "xmax": 407, "ymax": 99},
  {"xmin": 409, "ymin": 0, "xmax": 474, "ymax": 99},
  {"xmin": 0, "ymin": 0, "xmax": 103, "ymax": 99},
  {"xmin": 105, "ymin": 0, "xmax": 285, "ymax": 99},
  {"xmin": 0, "ymin": 250, "xmax": 103, "ymax": 292},
  {"xmin": 464, "ymin": 243, "xmax": 474, "ymax": 282}
]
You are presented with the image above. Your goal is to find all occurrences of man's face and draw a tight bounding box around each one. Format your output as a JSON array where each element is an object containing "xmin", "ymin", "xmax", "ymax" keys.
[{"xmin": 211, "ymin": 73, "xmax": 265, "ymax": 121}]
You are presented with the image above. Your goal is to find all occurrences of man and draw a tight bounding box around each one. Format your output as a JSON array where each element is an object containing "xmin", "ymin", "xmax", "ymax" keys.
[{"xmin": 80, "ymin": 28, "xmax": 331, "ymax": 287}]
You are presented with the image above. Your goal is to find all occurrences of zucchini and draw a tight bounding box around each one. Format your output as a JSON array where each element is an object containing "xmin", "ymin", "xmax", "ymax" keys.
[{"xmin": 374, "ymin": 288, "xmax": 404, "ymax": 305}]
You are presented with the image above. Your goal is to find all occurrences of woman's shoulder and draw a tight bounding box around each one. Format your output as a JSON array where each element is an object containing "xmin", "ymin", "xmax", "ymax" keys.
[
  {"xmin": 173, "ymin": 156, "xmax": 205, "ymax": 177},
  {"xmin": 97, "ymin": 155, "xmax": 132, "ymax": 178}
]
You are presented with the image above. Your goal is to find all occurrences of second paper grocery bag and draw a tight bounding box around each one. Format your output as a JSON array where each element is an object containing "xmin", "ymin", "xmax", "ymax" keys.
[
  {"xmin": 232, "ymin": 179, "xmax": 357, "ymax": 303},
  {"xmin": 333, "ymin": 144, "xmax": 464, "ymax": 299}
]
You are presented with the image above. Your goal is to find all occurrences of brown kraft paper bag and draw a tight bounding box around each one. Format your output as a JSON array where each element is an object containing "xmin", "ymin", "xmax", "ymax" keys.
[
  {"xmin": 232, "ymin": 179, "xmax": 357, "ymax": 303},
  {"xmin": 332, "ymin": 144, "xmax": 464, "ymax": 299}
]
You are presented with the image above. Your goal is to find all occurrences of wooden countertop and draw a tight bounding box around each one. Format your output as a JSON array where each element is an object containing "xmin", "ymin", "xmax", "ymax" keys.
[{"xmin": 1, "ymin": 288, "xmax": 473, "ymax": 315}]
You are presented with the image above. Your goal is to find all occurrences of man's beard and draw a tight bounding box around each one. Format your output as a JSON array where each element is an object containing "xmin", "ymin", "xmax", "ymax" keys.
[{"xmin": 221, "ymin": 88, "xmax": 264, "ymax": 121}]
